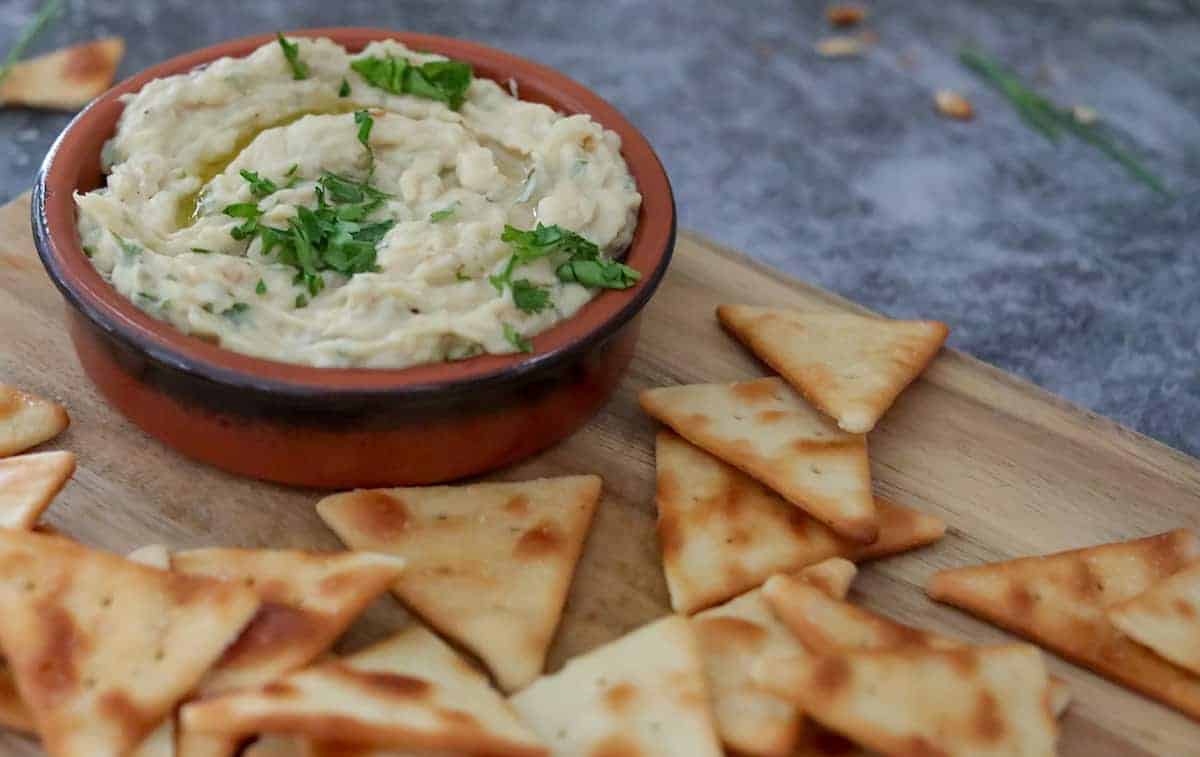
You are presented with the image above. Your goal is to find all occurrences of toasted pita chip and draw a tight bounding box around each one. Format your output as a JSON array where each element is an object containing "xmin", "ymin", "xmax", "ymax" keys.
[
  {"xmin": 0, "ymin": 529, "xmax": 259, "ymax": 756},
  {"xmin": 694, "ymin": 558, "xmax": 856, "ymax": 757},
  {"xmin": 1108, "ymin": 562, "xmax": 1200, "ymax": 677},
  {"xmin": 510, "ymin": 615, "xmax": 722, "ymax": 757},
  {"xmin": 763, "ymin": 574, "xmax": 1072, "ymax": 718},
  {"xmin": 929, "ymin": 529, "xmax": 1200, "ymax": 720},
  {"xmin": 0, "ymin": 37, "xmax": 124, "ymax": 110},
  {"xmin": 641, "ymin": 378, "xmax": 876, "ymax": 542},
  {"xmin": 317, "ymin": 475, "xmax": 600, "ymax": 693},
  {"xmin": 0, "ymin": 385, "xmax": 69, "ymax": 458},
  {"xmin": 244, "ymin": 735, "xmax": 452, "ymax": 756},
  {"xmin": 717, "ymin": 306, "xmax": 948, "ymax": 433},
  {"xmin": 180, "ymin": 625, "xmax": 545, "ymax": 756},
  {"xmin": 123, "ymin": 545, "xmax": 182, "ymax": 757},
  {"xmin": 171, "ymin": 548, "xmax": 405, "ymax": 696},
  {"xmin": 0, "ymin": 662, "xmax": 32, "ymax": 733},
  {"xmin": 0, "ymin": 451, "xmax": 74, "ymax": 530},
  {"xmin": 655, "ymin": 432, "xmax": 943, "ymax": 613},
  {"xmin": 756, "ymin": 644, "xmax": 1057, "ymax": 757}
]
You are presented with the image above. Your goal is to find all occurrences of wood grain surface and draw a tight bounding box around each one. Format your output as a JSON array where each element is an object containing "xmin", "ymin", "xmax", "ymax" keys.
[{"xmin": 2, "ymin": 192, "xmax": 1198, "ymax": 755}]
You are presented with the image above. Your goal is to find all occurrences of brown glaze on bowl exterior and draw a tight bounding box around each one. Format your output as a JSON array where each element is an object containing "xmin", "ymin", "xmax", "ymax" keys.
[{"xmin": 33, "ymin": 29, "xmax": 674, "ymax": 488}]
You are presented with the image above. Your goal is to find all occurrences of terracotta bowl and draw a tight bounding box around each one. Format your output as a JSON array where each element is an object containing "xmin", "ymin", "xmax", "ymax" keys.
[{"xmin": 33, "ymin": 28, "xmax": 675, "ymax": 488}]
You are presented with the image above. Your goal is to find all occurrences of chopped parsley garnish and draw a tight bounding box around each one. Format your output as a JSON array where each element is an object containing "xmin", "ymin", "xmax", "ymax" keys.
[
  {"xmin": 429, "ymin": 202, "xmax": 459, "ymax": 222},
  {"xmin": 112, "ymin": 233, "xmax": 142, "ymax": 259},
  {"xmin": 189, "ymin": 247, "xmax": 212, "ymax": 254},
  {"xmin": 221, "ymin": 302, "xmax": 250, "ymax": 322},
  {"xmin": 350, "ymin": 55, "xmax": 473, "ymax": 110},
  {"xmin": 239, "ymin": 169, "xmax": 278, "ymax": 198},
  {"xmin": 277, "ymin": 33, "xmax": 309, "ymax": 80},
  {"xmin": 455, "ymin": 267, "xmax": 471, "ymax": 281},
  {"xmin": 283, "ymin": 164, "xmax": 301, "ymax": 188},
  {"xmin": 223, "ymin": 170, "xmax": 394, "ymax": 297},
  {"xmin": 81, "ymin": 244, "xmax": 95, "ymax": 258},
  {"xmin": 202, "ymin": 303, "xmax": 214, "ymax": 313},
  {"xmin": 353, "ymin": 109, "xmax": 375, "ymax": 171},
  {"xmin": 503, "ymin": 323, "xmax": 533, "ymax": 353},
  {"xmin": 294, "ymin": 294, "xmax": 308, "ymax": 309},
  {"xmin": 338, "ymin": 78, "xmax": 351, "ymax": 97},
  {"xmin": 511, "ymin": 279, "xmax": 551, "ymax": 313},
  {"xmin": 490, "ymin": 224, "xmax": 640, "ymax": 311},
  {"xmin": 255, "ymin": 279, "xmax": 267, "ymax": 295}
]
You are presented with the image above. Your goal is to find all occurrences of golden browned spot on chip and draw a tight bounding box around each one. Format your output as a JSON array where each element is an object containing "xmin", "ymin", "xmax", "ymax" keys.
[
  {"xmin": 1152, "ymin": 530, "xmax": 1199, "ymax": 574},
  {"xmin": 589, "ymin": 733, "xmax": 643, "ymax": 757},
  {"xmin": 349, "ymin": 492, "xmax": 409, "ymax": 537},
  {"xmin": 0, "ymin": 391, "xmax": 20, "ymax": 420},
  {"xmin": 262, "ymin": 680, "xmax": 299, "ymax": 698},
  {"xmin": 657, "ymin": 512, "xmax": 681, "ymax": 559},
  {"xmin": 342, "ymin": 667, "xmax": 432, "ymax": 700},
  {"xmin": 655, "ymin": 468, "xmax": 681, "ymax": 507},
  {"xmin": 503, "ymin": 494, "xmax": 530, "ymax": 516},
  {"xmin": 812, "ymin": 655, "xmax": 850, "ymax": 696},
  {"xmin": 1006, "ymin": 583, "xmax": 1037, "ymax": 619},
  {"xmin": 514, "ymin": 521, "xmax": 563, "ymax": 559},
  {"xmin": 218, "ymin": 602, "xmax": 321, "ymax": 669},
  {"xmin": 437, "ymin": 707, "xmax": 478, "ymax": 726},
  {"xmin": 731, "ymin": 379, "xmax": 779, "ymax": 403},
  {"xmin": 755, "ymin": 410, "xmax": 788, "ymax": 424},
  {"xmin": 944, "ymin": 647, "xmax": 980, "ymax": 676},
  {"xmin": 703, "ymin": 616, "xmax": 767, "ymax": 646},
  {"xmin": 164, "ymin": 572, "xmax": 221, "ymax": 606},
  {"xmin": 63, "ymin": 41, "xmax": 112, "ymax": 82},
  {"xmin": 603, "ymin": 681, "xmax": 638, "ymax": 713},
  {"xmin": 1175, "ymin": 598, "xmax": 1196, "ymax": 619},
  {"xmin": 906, "ymin": 736, "xmax": 952, "ymax": 757},
  {"xmin": 1070, "ymin": 560, "xmax": 1103, "ymax": 600},
  {"xmin": 29, "ymin": 602, "xmax": 83, "ymax": 704},
  {"xmin": 97, "ymin": 689, "xmax": 150, "ymax": 745},
  {"xmin": 317, "ymin": 570, "xmax": 356, "ymax": 597},
  {"xmin": 972, "ymin": 691, "xmax": 1007, "ymax": 742}
]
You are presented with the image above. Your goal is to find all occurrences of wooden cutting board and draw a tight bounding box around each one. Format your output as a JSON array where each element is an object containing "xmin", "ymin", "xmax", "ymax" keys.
[{"xmin": 2, "ymin": 190, "xmax": 1199, "ymax": 755}]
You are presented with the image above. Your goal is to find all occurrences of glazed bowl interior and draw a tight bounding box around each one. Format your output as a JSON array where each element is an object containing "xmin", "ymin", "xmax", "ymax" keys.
[{"xmin": 35, "ymin": 28, "xmax": 674, "ymax": 399}]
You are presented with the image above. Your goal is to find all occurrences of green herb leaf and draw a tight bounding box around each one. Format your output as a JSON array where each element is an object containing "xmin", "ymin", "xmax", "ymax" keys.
[
  {"xmin": 202, "ymin": 303, "xmax": 215, "ymax": 314},
  {"xmin": 429, "ymin": 202, "xmax": 459, "ymax": 222},
  {"xmin": 81, "ymin": 244, "xmax": 95, "ymax": 258},
  {"xmin": 0, "ymin": 0, "xmax": 62, "ymax": 88},
  {"xmin": 503, "ymin": 323, "xmax": 533, "ymax": 353},
  {"xmin": 277, "ymin": 33, "xmax": 309, "ymax": 80},
  {"xmin": 511, "ymin": 279, "xmax": 552, "ymax": 313},
  {"xmin": 239, "ymin": 169, "xmax": 278, "ymax": 198},
  {"xmin": 221, "ymin": 302, "xmax": 250, "ymax": 322},
  {"xmin": 294, "ymin": 294, "xmax": 308, "ymax": 309},
  {"xmin": 112, "ymin": 233, "xmax": 142, "ymax": 259},
  {"xmin": 354, "ymin": 109, "xmax": 374, "ymax": 147},
  {"xmin": 455, "ymin": 266, "xmax": 471, "ymax": 282},
  {"xmin": 338, "ymin": 78, "xmax": 351, "ymax": 97},
  {"xmin": 255, "ymin": 278, "xmax": 267, "ymax": 295},
  {"xmin": 959, "ymin": 47, "xmax": 1170, "ymax": 197},
  {"xmin": 556, "ymin": 258, "xmax": 641, "ymax": 289},
  {"xmin": 350, "ymin": 55, "xmax": 473, "ymax": 110},
  {"xmin": 189, "ymin": 247, "xmax": 212, "ymax": 254}
]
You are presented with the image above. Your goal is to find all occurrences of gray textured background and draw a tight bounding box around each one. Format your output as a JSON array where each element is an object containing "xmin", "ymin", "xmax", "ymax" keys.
[{"xmin": 1, "ymin": 0, "xmax": 1197, "ymax": 456}]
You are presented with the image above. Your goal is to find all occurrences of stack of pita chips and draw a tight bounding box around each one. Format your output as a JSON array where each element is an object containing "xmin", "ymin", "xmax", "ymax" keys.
[
  {"xmin": 929, "ymin": 530, "xmax": 1200, "ymax": 721},
  {"xmin": 641, "ymin": 307, "xmax": 947, "ymax": 568},
  {"xmin": 756, "ymin": 575, "xmax": 1066, "ymax": 755}
]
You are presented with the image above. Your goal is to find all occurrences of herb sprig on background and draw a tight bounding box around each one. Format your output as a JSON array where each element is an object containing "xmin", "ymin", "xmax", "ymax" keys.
[
  {"xmin": 959, "ymin": 48, "xmax": 1170, "ymax": 197},
  {"xmin": 0, "ymin": 0, "xmax": 63, "ymax": 86}
]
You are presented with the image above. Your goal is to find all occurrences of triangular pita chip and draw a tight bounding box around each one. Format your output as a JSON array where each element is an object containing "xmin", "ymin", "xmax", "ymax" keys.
[
  {"xmin": 0, "ymin": 384, "xmax": 69, "ymax": 457},
  {"xmin": 180, "ymin": 625, "xmax": 546, "ymax": 756},
  {"xmin": 694, "ymin": 558, "xmax": 856, "ymax": 757},
  {"xmin": 717, "ymin": 306, "xmax": 948, "ymax": 433},
  {"xmin": 755, "ymin": 643, "xmax": 1057, "ymax": 757},
  {"xmin": 0, "ymin": 451, "xmax": 74, "ymax": 530},
  {"xmin": 763, "ymin": 573, "xmax": 1072, "ymax": 718},
  {"xmin": 171, "ymin": 548, "xmax": 406, "ymax": 696},
  {"xmin": 0, "ymin": 529, "xmax": 260, "ymax": 756},
  {"xmin": 655, "ymin": 431, "xmax": 943, "ymax": 613},
  {"xmin": 1108, "ymin": 562, "xmax": 1200, "ymax": 676},
  {"xmin": 317, "ymin": 475, "xmax": 600, "ymax": 693},
  {"xmin": 641, "ymin": 378, "xmax": 877, "ymax": 542},
  {"xmin": 510, "ymin": 615, "xmax": 722, "ymax": 757},
  {"xmin": 0, "ymin": 37, "xmax": 125, "ymax": 110},
  {"xmin": 928, "ymin": 529, "xmax": 1200, "ymax": 720}
]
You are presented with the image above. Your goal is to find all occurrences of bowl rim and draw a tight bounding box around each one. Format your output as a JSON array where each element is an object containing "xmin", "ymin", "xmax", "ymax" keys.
[{"xmin": 33, "ymin": 28, "xmax": 675, "ymax": 401}]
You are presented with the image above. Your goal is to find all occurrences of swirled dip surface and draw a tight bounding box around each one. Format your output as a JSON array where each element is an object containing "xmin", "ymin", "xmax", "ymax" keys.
[{"xmin": 76, "ymin": 37, "xmax": 641, "ymax": 368}]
